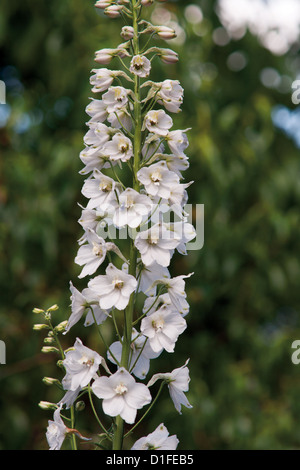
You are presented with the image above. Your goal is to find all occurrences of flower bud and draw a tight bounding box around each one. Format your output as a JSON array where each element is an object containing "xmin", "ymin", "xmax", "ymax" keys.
[
  {"xmin": 33, "ymin": 324, "xmax": 49, "ymax": 331},
  {"xmin": 56, "ymin": 359, "xmax": 64, "ymax": 369},
  {"xmin": 38, "ymin": 401, "xmax": 57, "ymax": 410},
  {"xmin": 156, "ymin": 26, "xmax": 177, "ymax": 40},
  {"xmin": 75, "ymin": 401, "xmax": 86, "ymax": 412},
  {"xmin": 32, "ymin": 308, "xmax": 45, "ymax": 314},
  {"xmin": 44, "ymin": 336, "xmax": 55, "ymax": 344},
  {"xmin": 41, "ymin": 346, "xmax": 59, "ymax": 354},
  {"xmin": 95, "ymin": 0, "xmax": 112, "ymax": 9},
  {"xmin": 47, "ymin": 304, "xmax": 59, "ymax": 312},
  {"xmin": 42, "ymin": 377, "xmax": 60, "ymax": 386},
  {"xmin": 141, "ymin": 0, "xmax": 154, "ymax": 5},
  {"xmin": 121, "ymin": 26, "xmax": 134, "ymax": 40},
  {"xmin": 55, "ymin": 321, "xmax": 68, "ymax": 332},
  {"xmin": 159, "ymin": 48, "xmax": 179, "ymax": 64},
  {"xmin": 105, "ymin": 5, "xmax": 123, "ymax": 18}
]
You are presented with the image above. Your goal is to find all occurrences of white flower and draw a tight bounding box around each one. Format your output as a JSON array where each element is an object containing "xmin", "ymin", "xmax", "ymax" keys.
[
  {"xmin": 46, "ymin": 406, "xmax": 67, "ymax": 451},
  {"xmin": 90, "ymin": 68, "xmax": 115, "ymax": 92},
  {"xmin": 160, "ymin": 153, "xmax": 189, "ymax": 177},
  {"xmin": 113, "ymin": 188, "xmax": 152, "ymax": 229},
  {"xmin": 134, "ymin": 222, "xmax": 180, "ymax": 267},
  {"xmin": 107, "ymin": 108, "xmax": 132, "ymax": 132},
  {"xmin": 78, "ymin": 207, "xmax": 110, "ymax": 233},
  {"xmin": 79, "ymin": 146, "xmax": 112, "ymax": 174},
  {"xmin": 85, "ymin": 98, "xmax": 108, "ymax": 122},
  {"xmin": 103, "ymin": 132, "xmax": 133, "ymax": 162},
  {"xmin": 131, "ymin": 423, "xmax": 179, "ymax": 450},
  {"xmin": 148, "ymin": 360, "xmax": 192, "ymax": 414},
  {"xmin": 84, "ymin": 122, "xmax": 111, "ymax": 147},
  {"xmin": 137, "ymin": 161, "xmax": 180, "ymax": 199},
  {"xmin": 65, "ymin": 281, "xmax": 111, "ymax": 334},
  {"xmin": 92, "ymin": 367, "xmax": 152, "ymax": 424},
  {"xmin": 165, "ymin": 221, "xmax": 196, "ymax": 255},
  {"xmin": 102, "ymin": 86, "xmax": 128, "ymax": 114},
  {"xmin": 75, "ymin": 228, "xmax": 107, "ymax": 278},
  {"xmin": 107, "ymin": 328, "xmax": 160, "ymax": 379},
  {"xmin": 166, "ymin": 129, "xmax": 190, "ymax": 156},
  {"xmin": 81, "ymin": 169, "xmax": 120, "ymax": 210},
  {"xmin": 88, "ymin": 263, "xmax": 137, "ymax": 310},
  {"xmin": 59, "ymin": 375, "xmax": 82, "ymax": 409},
  {"xmin": 138, "ymin": 261, "xmax": 170, "ymax": 296},
  {"xmin": 157, "ymin": 79, "xmax": 183, "ymax": 113},
  {"xmin": 143, "ymin": 292, "xmax": 189, "ymax": 317},
  {"xmin": 140, "ymin": 304, "xmax": 187, "ymax": 353},
  {"xmin": 156, "ymin": 273, "xmax": 193, "ymax": 312},
  {"xmin": 130, "ymin": 55, "xmax": 151, "ymax": 78},
  {"xmin": 63, "ymin": 338, "xmax": 105, "ymax": 391},
  {"xmin": 143, "ymin": 110, "xmax": 173, "ymax": 136}
]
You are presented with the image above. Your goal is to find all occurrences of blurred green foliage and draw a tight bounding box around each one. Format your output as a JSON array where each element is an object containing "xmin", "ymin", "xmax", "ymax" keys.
[{"xmin": 1, "ymin": 0, "xmax": 300, "ymax": 450}]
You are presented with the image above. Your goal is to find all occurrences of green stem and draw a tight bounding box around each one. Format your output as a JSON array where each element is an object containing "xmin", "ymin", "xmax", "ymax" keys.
[
  {"xmin": 88, "ymin": 384, "xmax": 112, "ymax": 440},
  {"xmin": 113, "ymin": 0, "xmax": 142, "ymax": 451},
  {"xmin": 124, "ymin": 381, "xmax": 166, "ymax": 438}
]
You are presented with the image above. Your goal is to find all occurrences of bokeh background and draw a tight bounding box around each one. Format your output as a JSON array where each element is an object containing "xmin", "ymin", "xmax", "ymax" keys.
[{"xmin": 1, "ymin": 0, "xmax": 300, "ymax": 450}]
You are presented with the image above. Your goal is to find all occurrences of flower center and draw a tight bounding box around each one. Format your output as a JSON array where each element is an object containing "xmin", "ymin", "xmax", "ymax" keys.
[
  {"xmin": 92, "ymin": 243, "xmax": 103, "ymax": 257},
  {"xmin": 114, "ymin": 382, "xmax": 128, "ymax": 395},
  {"xmin": 113, "ymin": 278, "xmax": 124, "ymax": 289},
  {"xmin": 99, "ymin": 181, "xmax": 111, "ymax": 192},
  {"xmin": 79, "ymin": 355, "xmax": 94, "ymax": 367},
  {"xmin": 150, "ymin": 170, "xmax": 162, "ymax": 184},
  {"xmin": 152, "ymin": 317, "xmax": 165, "ymax": 332}
]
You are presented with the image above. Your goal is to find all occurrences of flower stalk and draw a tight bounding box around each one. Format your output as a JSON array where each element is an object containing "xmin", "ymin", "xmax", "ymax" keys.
[{"xmin": 34, "ymin": 0, "xmax": 195, "ymax": 451}]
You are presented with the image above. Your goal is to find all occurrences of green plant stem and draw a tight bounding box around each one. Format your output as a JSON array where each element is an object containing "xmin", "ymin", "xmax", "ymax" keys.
[
  {"xmin": 124, "ymin": 381, "xmax": 166, "ymax": 438},
  {"xmin": 113, "ymin": 0, "xmax": 141, "ymax": 451}
]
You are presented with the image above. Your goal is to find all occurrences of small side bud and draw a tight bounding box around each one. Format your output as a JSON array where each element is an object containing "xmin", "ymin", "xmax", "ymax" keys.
[
  {"xmin": 41, "ymin": 346, "xmax": 59, "ymax": 354},
  {"xmin": 38, "ymin": 401, "xmax": 57, "ymax": 410},
  {"xmin": 105, "ymin": 5, "xmax": 123, "ymax": 18},
  {"xmin": 42, "ymin": 377, "xmax": 60, "ymax": 386},
  {"xmin": 75, "ymin": 401, "xmax": 86, "ymax": 412},
  {"xmin": 159, "ymin": 48, "xmax": 179, "ymax": 64},
  {"xmin": 156, "ymin": 26, "xmax": 177, "ymax": 40},
  {"xmin": 47, "ymin": 304, "xmax": 59, "ymax": 312},
  {"xmin": 33, "ymin": 324, "xmax": 50, "ymax": 331},
  {"xmin": 121, "ymin": 26, "xmax": 134, "ymax": 40},
  {"xmin": 55, "ymin": 321, "xmax": 68, "ymax": 333},
  {"xmin": 95, "ymin": 0, "xmax": 112, "ymax": 9},
  {"xmin": 32, "ymin": 308, "xmax": 45, "ymax": 314}
]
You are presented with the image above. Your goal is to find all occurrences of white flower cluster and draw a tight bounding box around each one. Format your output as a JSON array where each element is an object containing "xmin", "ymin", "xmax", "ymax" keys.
[{"xmin": 43, "ymin": 0, "xmax": 195, "ymax": 451}]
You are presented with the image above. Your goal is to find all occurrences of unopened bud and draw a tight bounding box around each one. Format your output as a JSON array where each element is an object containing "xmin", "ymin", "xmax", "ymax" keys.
[
  {"xmin": 156, "ymin": 26, "xmax": 177, "ymax": 40},
  {"xmin": 38, "ymin": 401, "xmax": 57, "ymax": 410},
  {"xmin": 159, "ymin": 48, "xmax": 179, "ymax": 64},
  {"xmin": 121, "ymin": 26, "xmax": 134, "ymax": 40},
  {"xmin": 105, "ymin": 5, "xmax": 123, "ymax": 18},
  {"xmin": 95, "ymin": 0, "xmax": 112, "ymax": 9},
  {"xmin": 75, "ymin": 401, "xmax": 86, "ymax": 412},
  {"xmin": 47, "ymin": 304, "xmax": 59, "ymax": 312},
  {"xmin": 56, "ymin": 360, "xmax": 64, "ymax": 369},
  {"xmin": 32, "ymin": 308, "xmax": 45, "ymax": 314},
  {"xmin": 41, "ymin": 346, "xmax": 59, "ymax": 354},
  {"xmin": 141, "ymin": 0, "xmax": 154, "ymax": 5},
  {"xmin": 33, "ymin": 324, "xmax": 49, "ymax": 331},
  {"xmin": 44, "ymin": 336, "xmax": 55, "ymax": 344},
  {"xmin": 42, "ymin": 377, "xmax": 60, "ymax": 386},
  {"xmin": 55, "ymin": 321, "xmax": 68, "ymax": 333}
]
